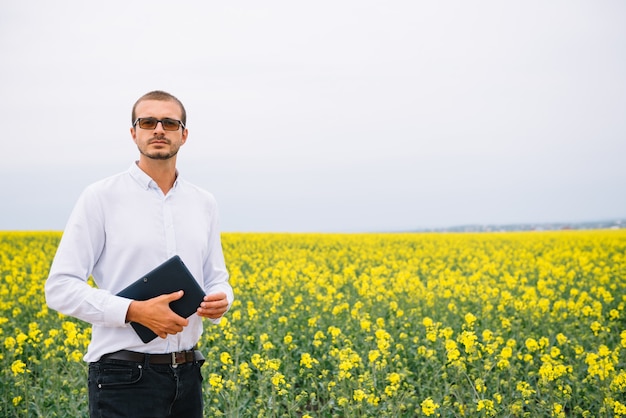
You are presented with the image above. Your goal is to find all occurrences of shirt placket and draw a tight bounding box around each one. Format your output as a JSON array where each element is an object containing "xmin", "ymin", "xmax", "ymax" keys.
[{"xmin": 163, "ymin": 195, "xmax": 176, "ymax": 257}]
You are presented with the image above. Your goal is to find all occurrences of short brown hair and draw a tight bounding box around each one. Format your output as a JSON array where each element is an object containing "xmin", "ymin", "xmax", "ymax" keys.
[{"xmin": 131, "ymin": 90, "xmax": 187, "ymax": 126}]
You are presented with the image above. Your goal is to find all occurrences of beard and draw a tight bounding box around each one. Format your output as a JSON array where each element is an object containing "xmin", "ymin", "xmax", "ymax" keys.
[
  {"xmin": 139, "ymin": 148, "xmax": 179, "ymax": 160},
  {"xmin": 138, "ymin": 136, "xmax": 181, "ymax": 160}
]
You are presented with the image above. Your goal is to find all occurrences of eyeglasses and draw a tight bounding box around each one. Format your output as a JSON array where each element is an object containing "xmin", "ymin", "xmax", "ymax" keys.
[{"xmin": 133, "ymin": 117, "xmax": 185, "ymax": 131}]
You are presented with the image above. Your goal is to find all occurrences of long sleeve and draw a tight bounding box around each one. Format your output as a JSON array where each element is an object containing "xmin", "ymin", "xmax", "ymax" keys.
[
  {"xmin": 202, "ymin": 200, "xmax": 234, "ymax": 324},
  {"xmin": 45, "ymin": 186, "xmax": 132, "ymax": 327}
]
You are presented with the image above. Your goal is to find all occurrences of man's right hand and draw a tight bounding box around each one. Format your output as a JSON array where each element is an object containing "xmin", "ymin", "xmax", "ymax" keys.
[{"xmin": 125, "ymin": 290, "xmax": 189, "ymax": 339}]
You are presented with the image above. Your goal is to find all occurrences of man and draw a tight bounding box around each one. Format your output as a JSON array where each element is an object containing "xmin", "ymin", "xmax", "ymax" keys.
[{"xmin": 45, "ymin": 90, "xmax": 233, "ymax": 417}]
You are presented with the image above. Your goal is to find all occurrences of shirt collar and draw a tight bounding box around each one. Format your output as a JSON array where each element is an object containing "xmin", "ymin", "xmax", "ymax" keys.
[{"xmin": 128, "ymin": 161, "xmax": 180, "ymax": 191}]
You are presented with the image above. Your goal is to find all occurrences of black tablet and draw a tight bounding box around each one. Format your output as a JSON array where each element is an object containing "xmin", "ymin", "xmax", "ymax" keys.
[{"xmin": 117, "ymin": 255, "xmax": 206, "ymax": 343}]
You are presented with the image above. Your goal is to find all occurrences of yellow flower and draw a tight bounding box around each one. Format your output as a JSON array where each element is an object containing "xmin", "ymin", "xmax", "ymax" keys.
[
  {"xmin": 614, "ymin": 400, "xmax": 626, "ymax": 416},
  {"xmin": 367, "ymin": 393, "xmax": 380, "ymax": 406},
  {"xmin": 266, "ymin": 358, "xmax": 281, "ymax": 371},
  {"xmin": 375, "ymin": 329, "xmax": 392, "ymax": 353},
  {"xmin": 500, "ymin": 317, "xmax": 511, "ymax": 330},
  {"xmin": 598, "ymin": 345, "xmax": 611, "ymax": 357},
  {"xmin": 16, "ymin": 332, "xmax": 28, "ymax": 346},
  {"xmin": 500, "ymin": 346, "xmax": 513, "ymax": 360},
  {"xmin": 458, "ymin": 330, "xmax": 477, "ymax": 353},
  {"xmin": 445, "ymin": 340, "xmax": 460, "ymax": 363},
  {"xmin": 353, "ymin": 389, "xmax": 366, "ymax": 402},
  {"xmin": 585, "ymin": 351, "xmax": 614, "ymax": 380},
  {"xmin": 251, "ymin": 353, "xmax": 264, "ymax": 370},
  {"xmin": 440, "ymin": 327, "xmax": 454, "ymax": 339},
  {"xmin": 525, "ymin": 338, "xmax": 539, "ymax": 352},
  {"xmin": 421, "ymin": 397, "xmax": 440, "ymax": 416},
  {"xmin": 4, "ymin": 336, "xmax": 16, "ymax": 350},
  {"xmin": 70, "ymin": 350, "xmax": 83, "ymax": 362},
  {"xmin": 11, "ymin": 359, "xmax": 26, "ymax": 376},
  {"xmin": 590, "ymin": 321, "xmax": 602, "ymax": 336},
  {"xmin": 475, "ymin": 378, "xmax": 486, "ymax": 393},
  {"xmin": 208, "ymin": 373, "xmax": 223, "ymax": 391},
  {"xmin": 477, "ymin": 399, "xmax": 496, "ymax": 416},
  {"xmin": 328, "ymin": 326, "xmax": 341, "ymax": 338},
  {"xmin": 300, "ymin": 353, "xmax": 318, "ymax": 369},
  {"xmin": 387, "ymin": 372, "xmax": 401, "ymax": 386},
  {"xmin": 539, "ymin": 358, "xmax": 570, "ymax": 383},
  {"xmin": 368, "ymin": 349, "xmax": 381, "ymax": 363},
  {"xmin": 220, "ymin": 351, "xmax": 233, "ymax": 365},
  {"xmin": 331, "ymin": 302, "xmax": 349, "ymax": 316},
  {"xmin": 610, "ymin": 370, "xmax": 626, "ymax": 392},
  {"xmin": 516, "ymin": 381, "xmax": 536, "ymax": 398},
  {"xmin": 465, "ymin": 312, "xmax": 477, "ymax": 327},
  {"xmin": 239, "ymin": 362, "xmax": 252, "ymax": 380},
  {"xmin": 270, "ymin": 372, "xmax": 286, "ymax": 388},
  {"xmin": 28, "ymin": 322, "xmax": 42, "ymax": 342},
  {"xmin": 552, "ymin": 402, "xmax": 565, "ymax": 418},
  {"xmin": 360, "ymin": 319, "xmax": 372, "ymax": 332}
]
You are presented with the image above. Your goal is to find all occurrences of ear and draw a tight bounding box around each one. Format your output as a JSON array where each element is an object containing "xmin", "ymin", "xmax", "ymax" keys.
[
  {"xmin": 130, "ymin": 126, "xmax": 137, "ymax": 143},
  {"xmin": 181, "ymin": 128, "xmax": 189, "ymax": 144}
]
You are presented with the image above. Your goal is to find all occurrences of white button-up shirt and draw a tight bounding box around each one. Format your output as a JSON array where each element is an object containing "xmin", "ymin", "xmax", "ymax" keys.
[{"xmin": 45, "ymin": 162, "xmax": 233, "ymax": 362}]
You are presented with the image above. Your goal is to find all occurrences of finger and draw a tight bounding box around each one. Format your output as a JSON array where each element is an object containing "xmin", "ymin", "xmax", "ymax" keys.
[
  {"xmin": 201, "ymin": 303, "xmax": 228, "ymax": 314},
  {"xmin": 202, "ymin": 298, "xmax": 228, "ymax": 309},
  {"xmin": 197, "ymin": 305, "xmax": 226, "ymax": 317},
  {"xmin": 172, "ymin": 315, "xmax": 189, "ymax": 327},
  {"xmin": 204, "ymin": 292, "xmax": 226, "ymax": 302},
  {"xmin": 200, "ymin": 299, "xmax": 228, "ymax": 311},
  {"xmin": 166, "ymin": 290, "xmax": 184, "ymax": 301},
  {"xmin": 167, "ymin": 323, "xmax": 185, "ymax": 334}
]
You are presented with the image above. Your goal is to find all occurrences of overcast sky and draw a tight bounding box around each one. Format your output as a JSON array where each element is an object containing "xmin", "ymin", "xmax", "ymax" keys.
[{"xmin": 1, "ymin": 1, "xmax": 625, "ymax": 232}]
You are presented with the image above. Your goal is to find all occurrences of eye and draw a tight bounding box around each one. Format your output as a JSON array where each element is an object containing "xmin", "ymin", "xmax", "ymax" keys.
[
  {"xmin": 138, "ymin": 118, "xmax": 158, "ymax": 129},
  {"xmin": 162, "ymin": 118, "xmax": 180, "ymax": 130}
]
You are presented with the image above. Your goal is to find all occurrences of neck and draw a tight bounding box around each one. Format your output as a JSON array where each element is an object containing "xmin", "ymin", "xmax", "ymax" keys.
[{"xmin": 137, "ymin": 157, "xmax": 178, "ymax": 194}]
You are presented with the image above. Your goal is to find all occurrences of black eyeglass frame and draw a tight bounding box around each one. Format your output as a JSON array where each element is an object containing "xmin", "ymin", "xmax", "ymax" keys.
[{"xmin": 133, "ymin": 117, "xmax": 186, "ymax": 131}]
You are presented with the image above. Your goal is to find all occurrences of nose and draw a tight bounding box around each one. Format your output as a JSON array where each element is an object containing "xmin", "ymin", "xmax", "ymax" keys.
[{"xmin": 153, "ymin": 121, "xmax": 166, "ymax": 133}]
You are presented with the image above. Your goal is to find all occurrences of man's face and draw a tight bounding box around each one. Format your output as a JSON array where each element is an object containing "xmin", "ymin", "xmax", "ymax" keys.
[{"xmin": 130, "ymin": 99, "xmax": 188, "ymax": 160}]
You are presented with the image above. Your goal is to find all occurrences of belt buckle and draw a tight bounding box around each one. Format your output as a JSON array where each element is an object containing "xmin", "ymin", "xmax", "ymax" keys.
[{"xmin": 171, "ymin": 352, "xmax": 183, "ymax": 368}]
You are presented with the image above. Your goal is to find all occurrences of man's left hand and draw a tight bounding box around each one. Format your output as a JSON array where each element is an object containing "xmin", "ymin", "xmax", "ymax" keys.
[{"xmin": 197, "ymin": 292, "xmax": 229, "ymax": 319}]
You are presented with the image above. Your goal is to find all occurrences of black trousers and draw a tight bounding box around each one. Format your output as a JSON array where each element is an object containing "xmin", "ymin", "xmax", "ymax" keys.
[{"xmin": 88, "ymin": 357, "xmax": 204, "ymax": 418}]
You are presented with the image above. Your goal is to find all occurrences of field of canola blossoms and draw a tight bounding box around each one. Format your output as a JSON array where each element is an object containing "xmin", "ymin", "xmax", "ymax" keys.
[{"xmin": 1, "ymin": 230, "xmax": 625, "ymax": 417}]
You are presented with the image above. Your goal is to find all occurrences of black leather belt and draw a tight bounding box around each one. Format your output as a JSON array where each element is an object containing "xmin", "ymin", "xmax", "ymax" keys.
[{"xmin": 101, "ymin": 349, "xmax": 204, "ymax": 366}]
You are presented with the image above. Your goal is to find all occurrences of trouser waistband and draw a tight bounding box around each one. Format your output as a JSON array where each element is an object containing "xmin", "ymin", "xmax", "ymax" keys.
[{"xmin": 100, "ymin": 349, "xmax": 204, "ymax": 366}]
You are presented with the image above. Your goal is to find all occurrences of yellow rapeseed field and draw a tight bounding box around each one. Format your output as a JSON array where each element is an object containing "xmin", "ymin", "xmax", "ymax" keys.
[{"xmin": 1, "ymin": 230, "xmax": 625, "ymax": 417}]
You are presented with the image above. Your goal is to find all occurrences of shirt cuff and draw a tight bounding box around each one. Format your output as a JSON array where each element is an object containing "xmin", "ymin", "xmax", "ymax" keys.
[{"xmin": 104, "ymin": 295, "xmax": 134, "ymax": 327}]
